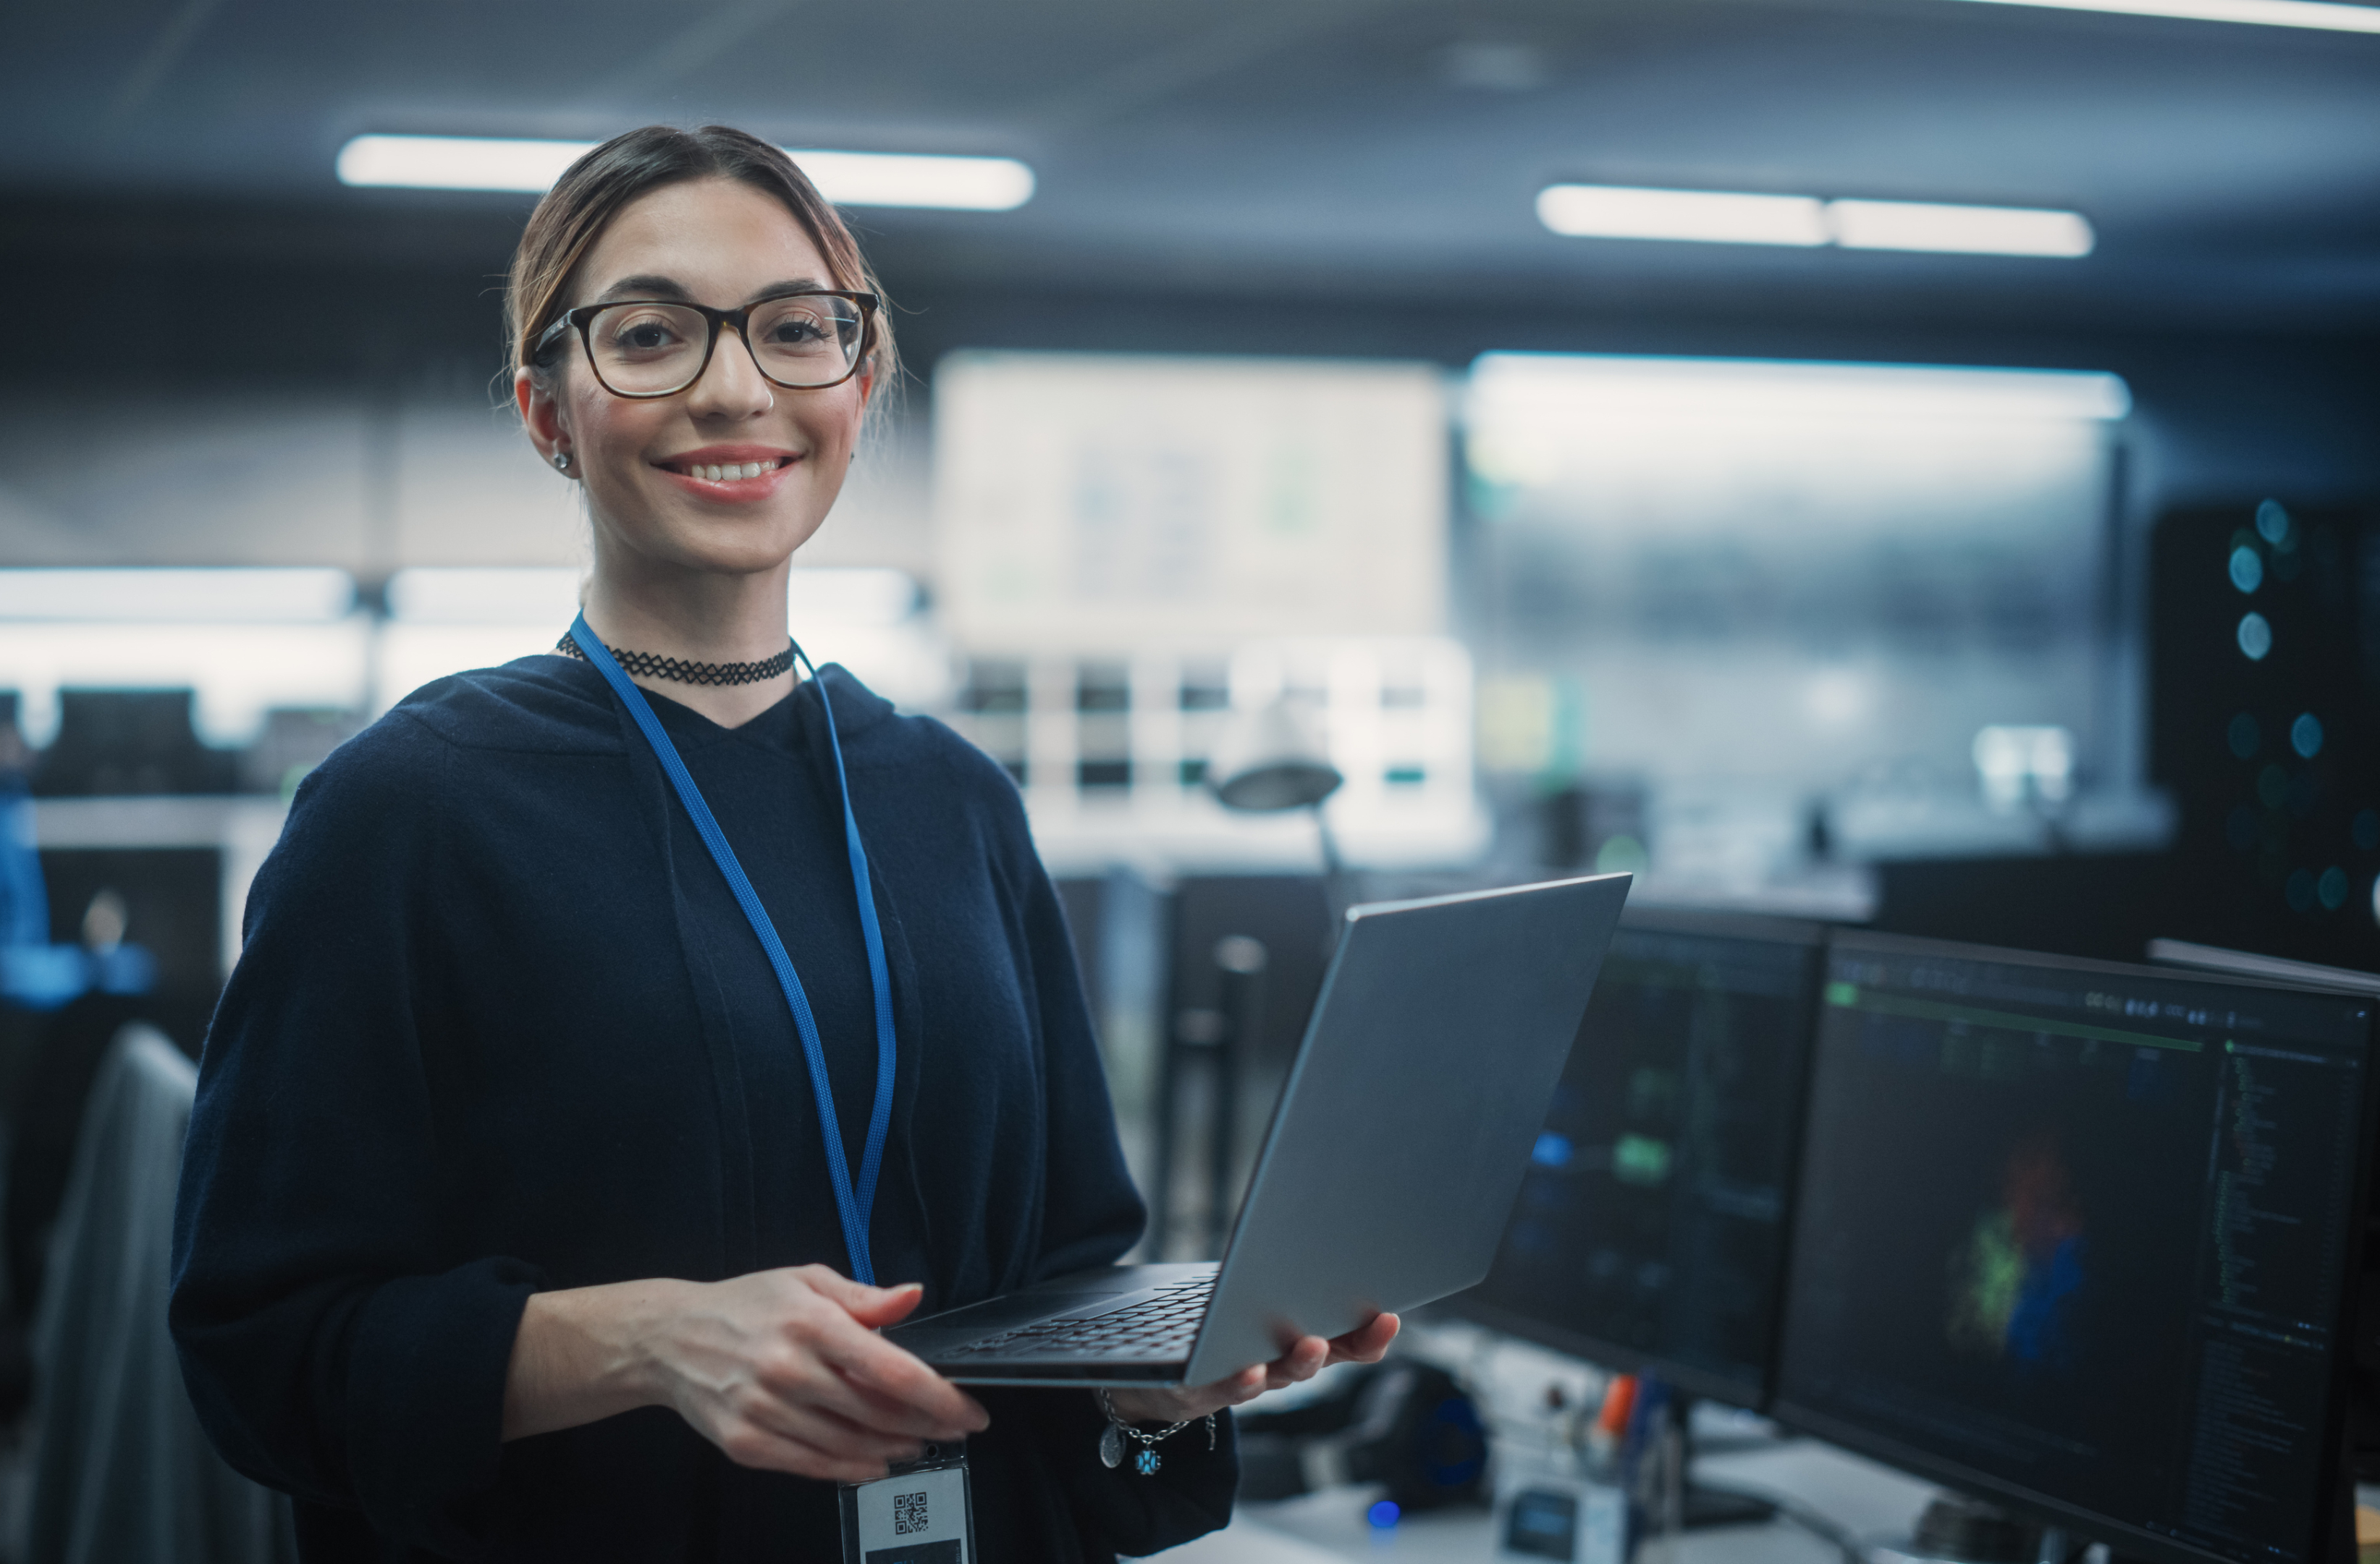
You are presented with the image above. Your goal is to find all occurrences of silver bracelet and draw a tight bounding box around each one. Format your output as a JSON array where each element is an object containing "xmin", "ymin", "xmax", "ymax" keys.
[{"xmin": 1094, "ymin": 1389, "xmax": 1218, "ymax": 1476}]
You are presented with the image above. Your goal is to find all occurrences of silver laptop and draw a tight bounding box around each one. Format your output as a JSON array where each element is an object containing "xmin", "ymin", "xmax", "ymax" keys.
[{"xmin": 887, "ymin": 873, "xmax": 1631, "ymax": 1387}]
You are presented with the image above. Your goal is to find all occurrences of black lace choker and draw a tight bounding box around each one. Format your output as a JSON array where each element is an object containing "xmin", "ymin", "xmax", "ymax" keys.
[{"xmin": 556, "ymin": 634, "xmax": 796, "ymax": 688}]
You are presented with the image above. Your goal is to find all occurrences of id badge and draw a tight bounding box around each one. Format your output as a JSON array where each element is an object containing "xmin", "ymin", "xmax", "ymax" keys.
[{"xmin": 838, "ymin": 1446, "xmax": 974, "ymax": 1564}]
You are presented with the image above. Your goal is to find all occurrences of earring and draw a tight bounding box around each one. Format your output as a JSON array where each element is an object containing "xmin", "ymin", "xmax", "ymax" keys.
[{"xmin": 552, "ymin": 451, "xmax": 571, "ymax": 472}]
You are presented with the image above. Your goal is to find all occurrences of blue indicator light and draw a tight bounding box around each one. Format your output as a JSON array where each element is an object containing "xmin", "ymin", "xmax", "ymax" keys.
[
  {"xmin": 2229, "ymin": 545, "xmax": 2263, "ymax": 594},
  {"xmin": 2292, "ymin": 713, "xmax": 2323, "ymax": 758},
  {"xmin": 1532, "ymin": 1132, "xmax": 1574, "ymax": 1168},
  {"xmin": 1368, "ymin": 1500, "xmax": 1401, "ymax": 1529},
  {"xmin": 2237, "ymin": 613, "xmax": 2271, "ymax": 661}
]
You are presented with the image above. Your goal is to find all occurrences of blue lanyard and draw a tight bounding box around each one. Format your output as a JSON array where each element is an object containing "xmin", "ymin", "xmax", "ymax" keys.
[{"xmin": 570, "ymin": 614, "xmax": 898, "ymax": 1285}]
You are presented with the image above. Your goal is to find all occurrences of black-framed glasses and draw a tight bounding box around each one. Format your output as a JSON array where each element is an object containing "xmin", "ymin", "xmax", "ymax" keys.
[{"xmin": 534, "ymin": 290, "xmax": 879, "ymax": 398}]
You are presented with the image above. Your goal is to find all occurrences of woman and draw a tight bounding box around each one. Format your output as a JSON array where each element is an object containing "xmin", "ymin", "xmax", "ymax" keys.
[{"xmin": 169, "ymin": 125, "xmax": 1394, "ymax": 1563}]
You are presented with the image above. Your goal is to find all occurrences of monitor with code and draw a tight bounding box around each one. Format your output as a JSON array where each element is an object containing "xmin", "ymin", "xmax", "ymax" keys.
[
  {"xmin": 1453, "ymin": 909, "xmax": 1827, "ymax": 1408},
  {"xmin": 1773, "ymin": 931, "xmax": 2375, "ymax": 1564}
]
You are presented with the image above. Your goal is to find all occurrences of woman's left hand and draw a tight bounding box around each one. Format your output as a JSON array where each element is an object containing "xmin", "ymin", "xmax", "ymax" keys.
[{"xmin": 1103, "ymin": 1311, "xmax": 1401, "ymax": 1426}]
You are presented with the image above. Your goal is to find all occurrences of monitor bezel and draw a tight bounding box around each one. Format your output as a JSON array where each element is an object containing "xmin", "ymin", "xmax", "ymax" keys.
[
  {"xmin": 1769, "ymin": 928, "xmax": 2379, "ymax": 1564},
  {"xmin": 2146, "ymin": 936, "xmax": 2380, "ymax": 998},
  {"xmin": 1451, "ymin": 907, "xmax": 1833, "ymax": 1413}
]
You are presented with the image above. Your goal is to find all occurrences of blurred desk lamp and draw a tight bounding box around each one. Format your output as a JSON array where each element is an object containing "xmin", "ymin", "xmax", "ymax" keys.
[{"xmin": 1206, "ymin": 697, "xmax": 1348, "ymax": 925}]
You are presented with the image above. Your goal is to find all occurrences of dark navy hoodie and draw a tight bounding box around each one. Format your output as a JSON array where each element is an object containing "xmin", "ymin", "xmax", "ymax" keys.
[{"xmin": 169, "ymin": 654, "xmax": 1235, "ymax": 1562}]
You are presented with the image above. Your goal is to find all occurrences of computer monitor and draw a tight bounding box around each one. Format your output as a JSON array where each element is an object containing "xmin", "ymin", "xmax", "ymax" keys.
[
  {"xmin": 1773, "ymin": 930, "xmax": 2376, "ymax": 1564},
  {"xmin": 2145, "ymin": 938, "xmax": 2380, "ymax": 998},
  {"xmin": 1454, "ymin": 908, "xmax": 1828, "ymax": 1410}
]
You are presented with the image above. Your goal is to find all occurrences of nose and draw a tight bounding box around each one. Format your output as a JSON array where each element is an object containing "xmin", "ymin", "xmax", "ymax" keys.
[{"xmin": 683, "ymin": 323, "xmax": 775, "ymax": 420}]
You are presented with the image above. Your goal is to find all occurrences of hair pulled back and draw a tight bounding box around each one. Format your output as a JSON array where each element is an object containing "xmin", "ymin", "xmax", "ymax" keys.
[{"xmin": 506, "ymin": 125, "xmax": 896, "ymax": 400}]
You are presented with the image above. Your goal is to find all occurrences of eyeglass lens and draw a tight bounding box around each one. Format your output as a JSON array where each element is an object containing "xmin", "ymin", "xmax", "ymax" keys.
[{"xmin": 586, "ymin": 297, "xmax": 864, "ymax": 394}]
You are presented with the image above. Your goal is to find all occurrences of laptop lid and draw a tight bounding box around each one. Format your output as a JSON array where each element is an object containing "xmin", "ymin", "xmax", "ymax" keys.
[{"xmin": 1181, "ymin": 873, "xmax": 1632, "ymax": 1385}]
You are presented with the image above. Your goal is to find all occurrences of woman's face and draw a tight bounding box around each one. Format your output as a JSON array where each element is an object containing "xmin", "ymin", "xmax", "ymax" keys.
[{"xmin": 516, "ymin": 176, "xmax": 871, "ymax": 579}]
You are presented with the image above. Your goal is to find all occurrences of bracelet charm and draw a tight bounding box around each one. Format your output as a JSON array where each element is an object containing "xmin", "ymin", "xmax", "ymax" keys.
[{"xmin": 1094, "ymin": 1390, "xmax": 1217, "ymax": 1476}]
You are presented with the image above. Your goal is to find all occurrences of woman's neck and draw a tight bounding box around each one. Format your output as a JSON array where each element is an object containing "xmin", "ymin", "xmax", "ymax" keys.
[{"xmin": 580, "ymin": 558, "xmax": 798, "ymax": 730}]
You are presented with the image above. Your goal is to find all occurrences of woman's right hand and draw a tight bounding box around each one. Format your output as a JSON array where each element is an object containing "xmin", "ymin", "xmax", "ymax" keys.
[
  {"xmin": 504, "ymin": 1264, "xmax": 989, "ymax": 1485},
  {"xmin": 649, "ymin": 1266, "xmax": 988, "ymax": 1482}
]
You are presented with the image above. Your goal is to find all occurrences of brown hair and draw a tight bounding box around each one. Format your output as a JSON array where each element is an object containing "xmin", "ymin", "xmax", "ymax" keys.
[{"xmin": 505, "ymin": 125, "xmax": 897, "ymax": 403}]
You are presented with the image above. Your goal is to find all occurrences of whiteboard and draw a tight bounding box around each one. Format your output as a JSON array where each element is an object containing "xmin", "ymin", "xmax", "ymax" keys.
[{"xmin": 932, "ymin": 353, "xmax": 1448, "ymax": 652}]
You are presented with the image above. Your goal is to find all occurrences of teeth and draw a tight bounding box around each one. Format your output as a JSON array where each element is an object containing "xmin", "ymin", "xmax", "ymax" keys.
[{"xmin": 681, "ymin": 460, "xmax": 778, "ymax": 482}]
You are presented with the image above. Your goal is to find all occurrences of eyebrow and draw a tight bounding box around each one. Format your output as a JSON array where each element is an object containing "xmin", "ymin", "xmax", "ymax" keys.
[
  {"xmin": 589, "ymin": 274, "xmax": 835, "ymax": 305},
  {"xmin": 594, "ymin": 274, "xmax": 692, "ymax": 302}
]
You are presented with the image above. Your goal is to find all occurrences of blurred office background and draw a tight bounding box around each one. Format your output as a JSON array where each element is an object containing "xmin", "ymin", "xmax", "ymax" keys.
[{"xmin": 0, "ymin": 0, "xmax": 2376, "ymax": 1556}]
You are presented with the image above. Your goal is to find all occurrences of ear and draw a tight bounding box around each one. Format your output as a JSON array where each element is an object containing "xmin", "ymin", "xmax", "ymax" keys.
[{"xmin": 515, "ymin": 366, "xmax": 572, "ymax": 473}]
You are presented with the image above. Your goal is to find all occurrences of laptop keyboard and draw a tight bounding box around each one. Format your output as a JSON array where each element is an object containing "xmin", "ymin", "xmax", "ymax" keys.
[{"xmin": 942, "ymin": 1277, "xmax": 1216, "ymax": 1361}]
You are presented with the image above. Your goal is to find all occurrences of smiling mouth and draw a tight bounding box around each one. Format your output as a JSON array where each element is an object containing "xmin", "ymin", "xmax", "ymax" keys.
[{"xmin": 659, "ymin": 456, "xmax": 796, "ymax": 482}]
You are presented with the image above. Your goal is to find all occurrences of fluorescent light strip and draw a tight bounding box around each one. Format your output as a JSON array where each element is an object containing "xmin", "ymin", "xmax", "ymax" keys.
[
  {"xmin": 1537, "ymin": 185, "xmax": 2095, "ymax": 258},
  {"xmin": 336, "ymin": 136, "xmax": 584, "ymax": 193},
  {"xmin": 1947, "ymin": 0, "xmax": 2380, "ymax": 31},
  {"xmin": 335, "ymin": 135, "xmax": 1034, "ymax": 210},
  {"xmin": 1469, "ymin": 353, "xmax": 2132, "ymax": 424},
  {"xmin": 0, "ymin": 568, "xmax": 355, "ymax": 623},
  {"xmin": 1829, "ymin": 199, "xmax": 2093, "ymax": 257},
  {"xmin": 782, "ymin": 149, "xmax": 1032, "ymax": 211},
  {"xmin": 1537, "ymin": 185, "xmax": 1827, "ymax": 246}
]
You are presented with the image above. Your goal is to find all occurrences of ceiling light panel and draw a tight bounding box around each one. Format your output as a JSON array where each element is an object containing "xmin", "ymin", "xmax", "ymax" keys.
[
  {"xmin": 1946, "ymin": 0, "xmax": 2380, "ymax": 30},
  {"xmin": 1536, "ymin": 185, "xmax": 1829, "ymax": 246},
  {"xmin": 336, "ymin": 135, "xmax": 1034, "ymax": 210},
  {"xmin": 1537, "ymin": 185, "xmax": 2095, "ymax": 258},
  {"xmin": 1828, "ymin": 200, "xmax": 2095, "ymax": 256},
  {"xmin": 782, "ymin": 149, "xmax": 1034, "ymax": 211}
]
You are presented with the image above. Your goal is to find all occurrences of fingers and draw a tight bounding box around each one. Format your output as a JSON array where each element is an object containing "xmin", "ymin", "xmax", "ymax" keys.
[
  {"xmin": 1215, "ymin": 1364, "xmax": 1266, "ymax": 1406},
  {"xmin": 1324, "ymin": 1311, "xmax": 1400, "ymax": 1366},
  {"xmin": 769, "ymin": 1296, "xmax": 987, "ymax": 1439},
  {"xmin": 814, "ymin": 1330, "xmax": 989, "ymax": 1436},
  {"xmin": 1262, "ymin": 1336, "xmax": 1330, "ymax": 1390},
  {"xmin": 657, "ymin": 1269, "xmax": 997, "ymax": 1484},
  {"xmin": 736, "ymin": 1387, "xmax": 932, "ymax": 1470},
  {"xmin": 1188, "ymin": 1367, "xmax": 1269, "ymax": 1421},
  {"xmin": 801, "ymin": 1269, "xmax": 926, "ymax": 1331},
  {"xmin": 775, "ymin": 1269, "xmax": 984, "ymax": 1429}
]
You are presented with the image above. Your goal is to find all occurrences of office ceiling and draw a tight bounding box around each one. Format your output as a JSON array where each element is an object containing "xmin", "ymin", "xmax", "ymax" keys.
[{"xmin": 4, "ymin": 0, "xmax": 2378, "ymax": 331}]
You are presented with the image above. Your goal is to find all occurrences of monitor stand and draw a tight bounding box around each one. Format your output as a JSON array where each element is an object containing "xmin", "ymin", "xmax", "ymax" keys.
[
  {"xmin": 1664, "ymin": 1396, "xmax": 1778, "ymax": 1532},
  {"xmin": 1886, "ymin": 1495, "xmax": 2045, "ymax": 1564}
]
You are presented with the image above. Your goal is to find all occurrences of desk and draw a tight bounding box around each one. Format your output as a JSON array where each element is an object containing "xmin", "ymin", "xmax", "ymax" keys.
[{"xmin": 1158, "ymin": 1438, "xmax": 1939, "ymax": 1563}]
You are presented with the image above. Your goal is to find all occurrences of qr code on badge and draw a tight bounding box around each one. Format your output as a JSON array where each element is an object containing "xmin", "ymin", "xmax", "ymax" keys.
[{"xmin": 893, "ymin": 1490, "xmax": 928, "ymax": 1536}]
